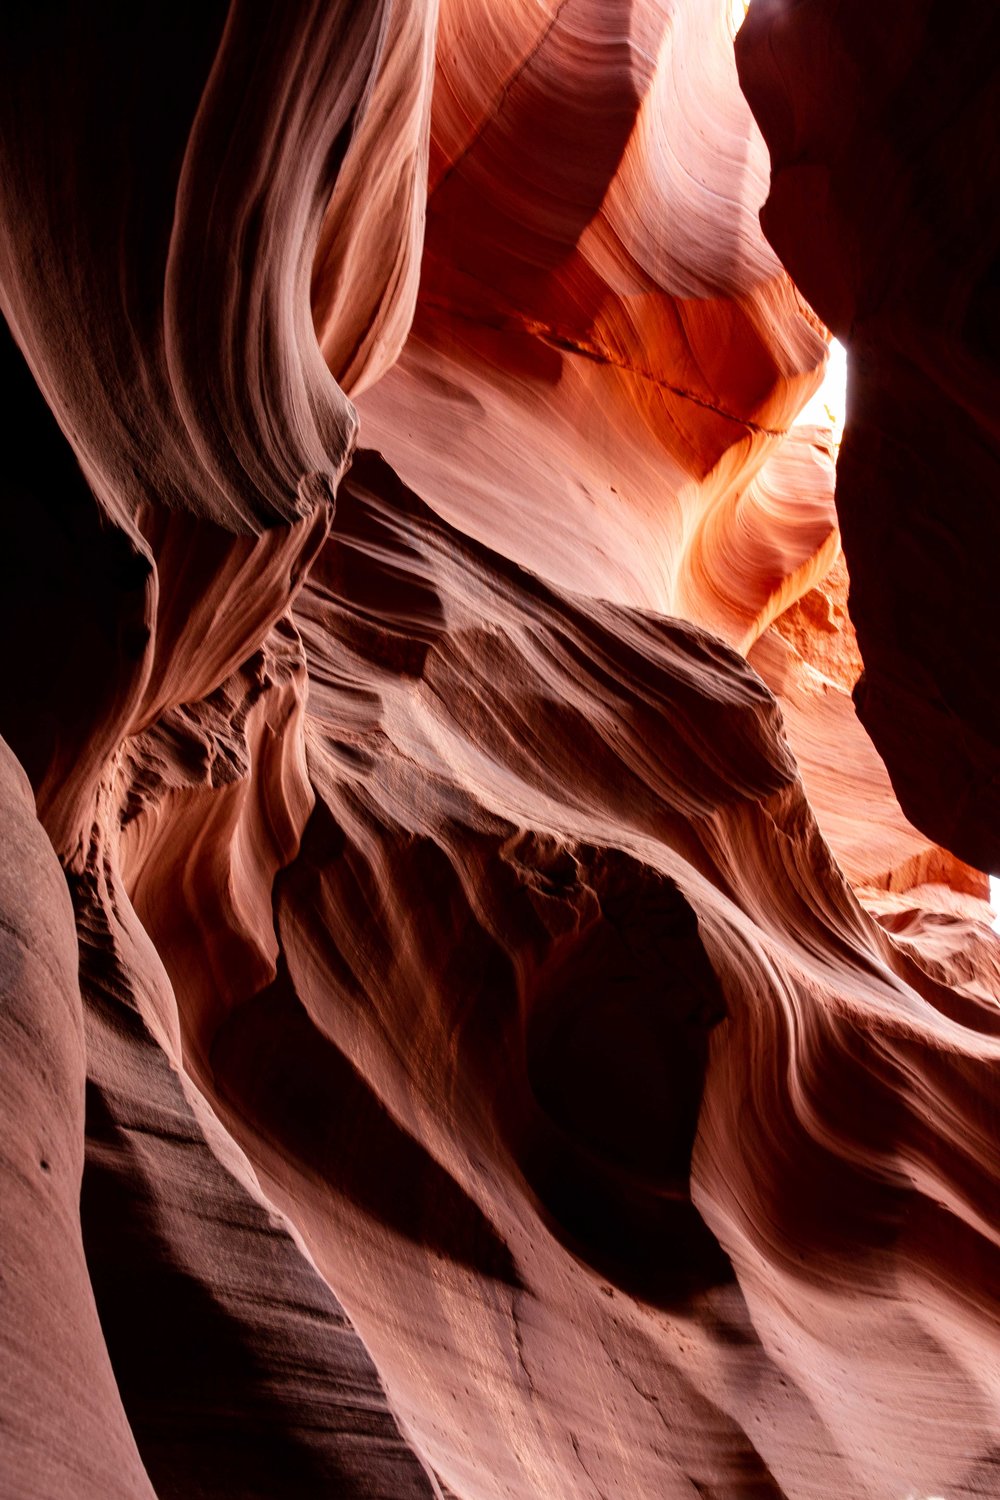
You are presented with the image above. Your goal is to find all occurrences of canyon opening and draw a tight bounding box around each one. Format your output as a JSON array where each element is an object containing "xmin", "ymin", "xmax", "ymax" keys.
[{"xmin": 2, "ymin": 3, "xmax": 999, "ymax": 1498}]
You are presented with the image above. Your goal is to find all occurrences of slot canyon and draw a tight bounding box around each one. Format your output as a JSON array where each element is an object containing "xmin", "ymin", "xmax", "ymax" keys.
[{"xmin": 2, "ymin": 2, "xmax": 999, "ymax": 1496}]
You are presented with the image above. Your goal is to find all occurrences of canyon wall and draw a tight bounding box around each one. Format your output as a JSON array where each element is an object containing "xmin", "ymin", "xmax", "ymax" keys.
[{"xmin": 1, "ymin": 3, "xmax": 998, "ymax": 1497}]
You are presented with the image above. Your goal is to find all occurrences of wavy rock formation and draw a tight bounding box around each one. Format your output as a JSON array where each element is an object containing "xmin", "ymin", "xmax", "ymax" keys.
[{"xmin": 2, "ymin": 3, "xmax": 999, "ymax": 1499}]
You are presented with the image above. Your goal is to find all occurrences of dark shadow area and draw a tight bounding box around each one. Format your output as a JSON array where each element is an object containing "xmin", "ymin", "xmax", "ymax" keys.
[
  {"xmin": 515, "ymin": 854, "xmax": 736, "ymax": 1305},
  {"xmin": 210, "ymin": 960, "xmax": 525, "ymax": 1293},
  {"xmin": 0, "ymin": 324, "xmax": 150, "ymax": 795}
]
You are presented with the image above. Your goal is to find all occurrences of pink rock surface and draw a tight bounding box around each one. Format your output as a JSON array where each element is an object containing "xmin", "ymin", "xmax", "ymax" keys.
[
  {"xmin": 1, "ymin": 4, "xmax": 999, "ymax": 1498},
  {"xmin": 0, "ymin": 737, "xmax": 156, "ymax": 1499}
]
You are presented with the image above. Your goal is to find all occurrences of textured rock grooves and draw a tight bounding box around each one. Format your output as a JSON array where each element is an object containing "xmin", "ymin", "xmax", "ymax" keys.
[{"xmin": 1, "ymin": 4, "xmax": 999, "ymax": 1499}]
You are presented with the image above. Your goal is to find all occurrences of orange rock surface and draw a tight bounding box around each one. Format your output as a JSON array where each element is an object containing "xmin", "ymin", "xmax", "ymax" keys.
[{"xmin": 1, "ymin": 4, "xmax": 998, "ymax": 1498}]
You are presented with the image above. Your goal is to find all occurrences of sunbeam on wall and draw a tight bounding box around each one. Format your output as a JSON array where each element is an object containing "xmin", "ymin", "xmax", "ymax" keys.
[{"xmin": 794, "ymin": 337, "xmax": 847, "ymax": 444}]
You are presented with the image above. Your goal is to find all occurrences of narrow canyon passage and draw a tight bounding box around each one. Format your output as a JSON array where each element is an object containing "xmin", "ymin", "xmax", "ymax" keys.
[{"xmin": 1, "ymin": 3, "xmax": 999, "ymax": 1498}]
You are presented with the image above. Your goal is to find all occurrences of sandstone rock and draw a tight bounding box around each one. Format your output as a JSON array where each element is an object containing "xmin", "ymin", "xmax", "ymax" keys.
[
  {"xmin": 1, "ymin": 4, "xmax": 998, "ymax": 1497},
  {"xmin": 737, "ymin": 0, "xmax": 1000, "ymax": 871}
]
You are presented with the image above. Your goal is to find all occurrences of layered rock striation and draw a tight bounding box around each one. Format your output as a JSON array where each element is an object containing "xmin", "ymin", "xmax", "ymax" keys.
[{"xmin": 2, "ymin": 3, "xmax": 999, "ymax": 1498}]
